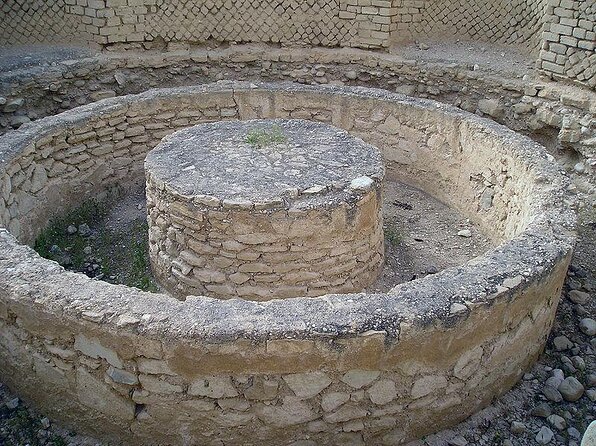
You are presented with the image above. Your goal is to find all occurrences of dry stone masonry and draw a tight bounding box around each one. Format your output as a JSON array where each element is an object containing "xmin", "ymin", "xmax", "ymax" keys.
[
  {"xmin": 145, "ymin": 119, "xmax": 384, "ymax": 300},
  {"xmin": 0, "ymin": 82, "xmax": 576, "ymax": 445}
]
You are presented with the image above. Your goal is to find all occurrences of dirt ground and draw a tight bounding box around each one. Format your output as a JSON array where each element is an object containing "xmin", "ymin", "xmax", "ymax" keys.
[{"xmin": 371, "ymin": 181, "xmax": 493, "ymax": 292}]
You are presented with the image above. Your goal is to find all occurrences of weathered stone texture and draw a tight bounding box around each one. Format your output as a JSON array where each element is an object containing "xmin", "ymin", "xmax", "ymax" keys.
[
  {"xmin": 145, "ymin": 119, "xmax": 385, "ymax": 300},
  {"xmin": 0, "ymin": 82, "xmax": 576, "ymax": 445}
]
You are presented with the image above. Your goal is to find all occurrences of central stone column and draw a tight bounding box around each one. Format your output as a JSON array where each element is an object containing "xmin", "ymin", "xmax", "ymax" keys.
[{"xmin": 145, "ymin": 119, "xmax": 385, "ymax": 300}]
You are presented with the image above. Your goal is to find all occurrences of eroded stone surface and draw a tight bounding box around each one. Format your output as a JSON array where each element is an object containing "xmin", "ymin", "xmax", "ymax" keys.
[
  {"xmin": 145, "ymin": 119, "xmax": 385, "ymax": 300},
  {"xmin": 145, "ymin": 119, "xmax": 384, "ymax": 206},
  {"xmin": 0, "ymin": 82, "xmax": 576, "ymax": 446}
]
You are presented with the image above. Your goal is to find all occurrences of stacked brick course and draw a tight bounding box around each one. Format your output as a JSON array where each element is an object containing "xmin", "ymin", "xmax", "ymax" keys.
[
  {"xmin": 394, "ymin": 0, "xmax": 549, "ymax": 52},
  {"xmin": 0, "ymin": 0, "xmax": 398, "ymax": 49},
  {"xmin": 538, "ymin": 0, "xmax": 595, "ymax": 88}
]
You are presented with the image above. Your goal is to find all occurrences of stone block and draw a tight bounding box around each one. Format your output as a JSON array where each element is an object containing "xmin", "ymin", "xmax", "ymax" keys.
[{"xmin": 74, "ymin": 334, "xmax": 123, "ymax": 368}]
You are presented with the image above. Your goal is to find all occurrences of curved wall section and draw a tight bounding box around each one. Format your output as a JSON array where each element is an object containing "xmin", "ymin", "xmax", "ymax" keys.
[{"xmin": 0, "ymin": 82, "xmax": 575, "ymax": 445}]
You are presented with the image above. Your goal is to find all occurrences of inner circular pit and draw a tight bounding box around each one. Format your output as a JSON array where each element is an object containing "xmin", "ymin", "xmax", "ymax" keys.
[{"xmin": 145, "ymin": 119, "xmax": 385, "ymax": 300}]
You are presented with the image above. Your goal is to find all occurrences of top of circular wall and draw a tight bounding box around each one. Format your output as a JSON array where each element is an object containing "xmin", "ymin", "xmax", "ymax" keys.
[{"xmin": 145, "ymin": 118, "xmax": 384, "ymax": 209}]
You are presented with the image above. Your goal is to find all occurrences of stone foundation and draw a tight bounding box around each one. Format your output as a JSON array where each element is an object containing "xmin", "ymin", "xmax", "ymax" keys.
[
  {"xmin": 145, "ymin": 119, "xmax": 385, "ymax": 300},
  {"xmin": 0, "ymin": 82, "xmax": 576, "ymax": 445}
]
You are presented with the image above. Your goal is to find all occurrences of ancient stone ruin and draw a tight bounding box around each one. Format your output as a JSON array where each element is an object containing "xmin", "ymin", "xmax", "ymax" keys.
[
  {"xmin": 145, "ymin": 119, "xmax": 385, "ymax": 300},
  {"xmin": 0, "ymin": 1, "xmax": 594, "ymax": 445}
]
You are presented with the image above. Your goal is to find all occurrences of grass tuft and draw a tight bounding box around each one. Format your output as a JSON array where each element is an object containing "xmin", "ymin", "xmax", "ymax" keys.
[
  {"xmin": 246, "ymin": 125, "xmax": 287, "ymax": 148},
  {"xmin": 384, "ymin": 223, "xmax": 403, "ymax": 246}
]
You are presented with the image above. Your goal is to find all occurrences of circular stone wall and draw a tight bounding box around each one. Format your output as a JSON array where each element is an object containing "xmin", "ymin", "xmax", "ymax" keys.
[
  {"xmin": 145, "ymin": 119, "xmax": 384, "ymax": 300},
  {"xmin": 0, "ymin": 82, "xmax": 576, "ymax": 446}
]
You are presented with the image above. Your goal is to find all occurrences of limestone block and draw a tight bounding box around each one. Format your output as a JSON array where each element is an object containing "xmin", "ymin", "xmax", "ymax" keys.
[
  {"xmin": 77, "ymin": 368, "xmax": 135, "ymax": 420},
  {"xmin": 323, "ymin": 404, "xmax": 368, "ymax": 423},
  {"xmin": 188, "ymin": 376, "xmax": 239, "ymax": 398},
  {"xmin": 321, "ymin": 392, "xmax": 351, "ymax": 412},
  {"xmin": 139, "ymin": 374, "xmax": 183, "ymax": 394},
  {"xmin": 244, "ymin": 377, "xmax": 279, "ymax": 400},
  {"xmin": 283, "ymin": 372, "xmax": 332, "ymax": 399},
  {"xmin": 74, "ymin": 334, "xmax": 123, "ymax": 368},
  {"xmin": 411, "ymin": 375, "xmax": 448, "ymax": 399},
  {"xmin": 255, "ymin": 396, "xmax": 318, "ymax": 427},
  {"xmin": 341, "ymin": 370, "xmax": 380, "ymax": 389},
  {"xmin": 367, "ymin": 379, "xmax": 397, "ymax": 405},
  {"xmin": 106, "ymin": 366, "xmax": 138, "ymax": 385}
]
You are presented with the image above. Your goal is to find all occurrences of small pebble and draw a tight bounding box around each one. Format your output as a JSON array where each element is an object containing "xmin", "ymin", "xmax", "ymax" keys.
[
  {"xmin": 78, "ymin": 223, "xmax": 92, "ymax": 237},
  {"xmin": 553, "ymin": 335, "xmax": 573, "ymax": 351},
  {"xmin": 6, "ymin": 397, "xmax": 19, "ymax": 409},
  {"xmin": 447, "ymin": 435, "xmax": 467, "ymax": 446},
  {"xmin": 345, "ymin": 70, "xmax": 358, "ymax": 80},
  {"xmin": 535, "ymin": 426, "xmax": 554, "ymax": 444},
  {"xmin": 546, "ymin": 373, "xmax": 564, "ymax": 388},
  {"xmin": 547, "ymin": 414, "xmax": 566, "ymax": 430},
  {"xmin": 568, "ymin": 290, "xmax": 589, "ymax": 304},
  {"xmin": 568, "ymin": 427, "xmax": 581, "ymax": 440},
  {"xmin": 457, "ymin": 229, "xmax": 472, "ymax": 238},
  {"xmin": 558, "ymin": 376, "xmax": 584, "ymax": 402},
  {"xmin": 571, "ymin": 356, "xmax": 585, "ymax": 370},
  {"xmin": 531, "ymin": 402, "xmax": 553, "ymax": 418},
  {"xmin": 579, "ymin": 318, "xmax": 596, "ymax": 336},
  {"xmin": 543, "ymin": 385, "xmax": 563, "ymax": 402},
  {"xmin": 511, "ymin": 421, "xmax": 526, "ymax": 434}
]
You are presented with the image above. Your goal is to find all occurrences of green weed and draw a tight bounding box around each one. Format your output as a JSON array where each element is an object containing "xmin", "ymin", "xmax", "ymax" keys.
[
  {"xmin": 246, "ymin": 125, "xmax": 287, "ymax": 148},
  {"xmin": 384, "ymin": 224, "xmax": 403, "ymax": 246}
]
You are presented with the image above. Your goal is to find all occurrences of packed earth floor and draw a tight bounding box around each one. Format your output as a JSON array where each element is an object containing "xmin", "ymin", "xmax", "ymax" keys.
[{"xmin": 26, "ymin": 180, "xmax": 495, "ymax": 298}]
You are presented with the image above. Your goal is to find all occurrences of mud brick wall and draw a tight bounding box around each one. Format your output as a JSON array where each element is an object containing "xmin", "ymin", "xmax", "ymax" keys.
[
  {"xmin": 0, "ymin": 0, "xmax": 399, "ymax": 49},
  {"xmin": 538, "ymin": 0, "xmax": 596, "ymax": 88},
  {"xmin": 393, "ymin": 0, "xmax": 549, "ymax": 53},
  {"xmin": 0, "ymin": 0, "xmax": 90, "ymax": 45}
]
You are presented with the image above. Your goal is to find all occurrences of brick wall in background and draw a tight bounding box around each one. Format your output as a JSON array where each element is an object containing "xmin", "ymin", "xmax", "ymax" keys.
[
  {"xmin": 0, "ymin": 0, "xmax": 90, "ymax": 45},
  {"xmin": 0, "ymin": 0, "xmax": 399, "ymax": 49},
  {"xmin": 393, "ymin": 0, "xmax": 549, "ymax": 54},
  {"xmin": 538, "ymin": 0, "xmax": 596, "ymax": 88},
  {"xmin": 0, "ymin": 0, "xmax": 594, "ymax": 87}
]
